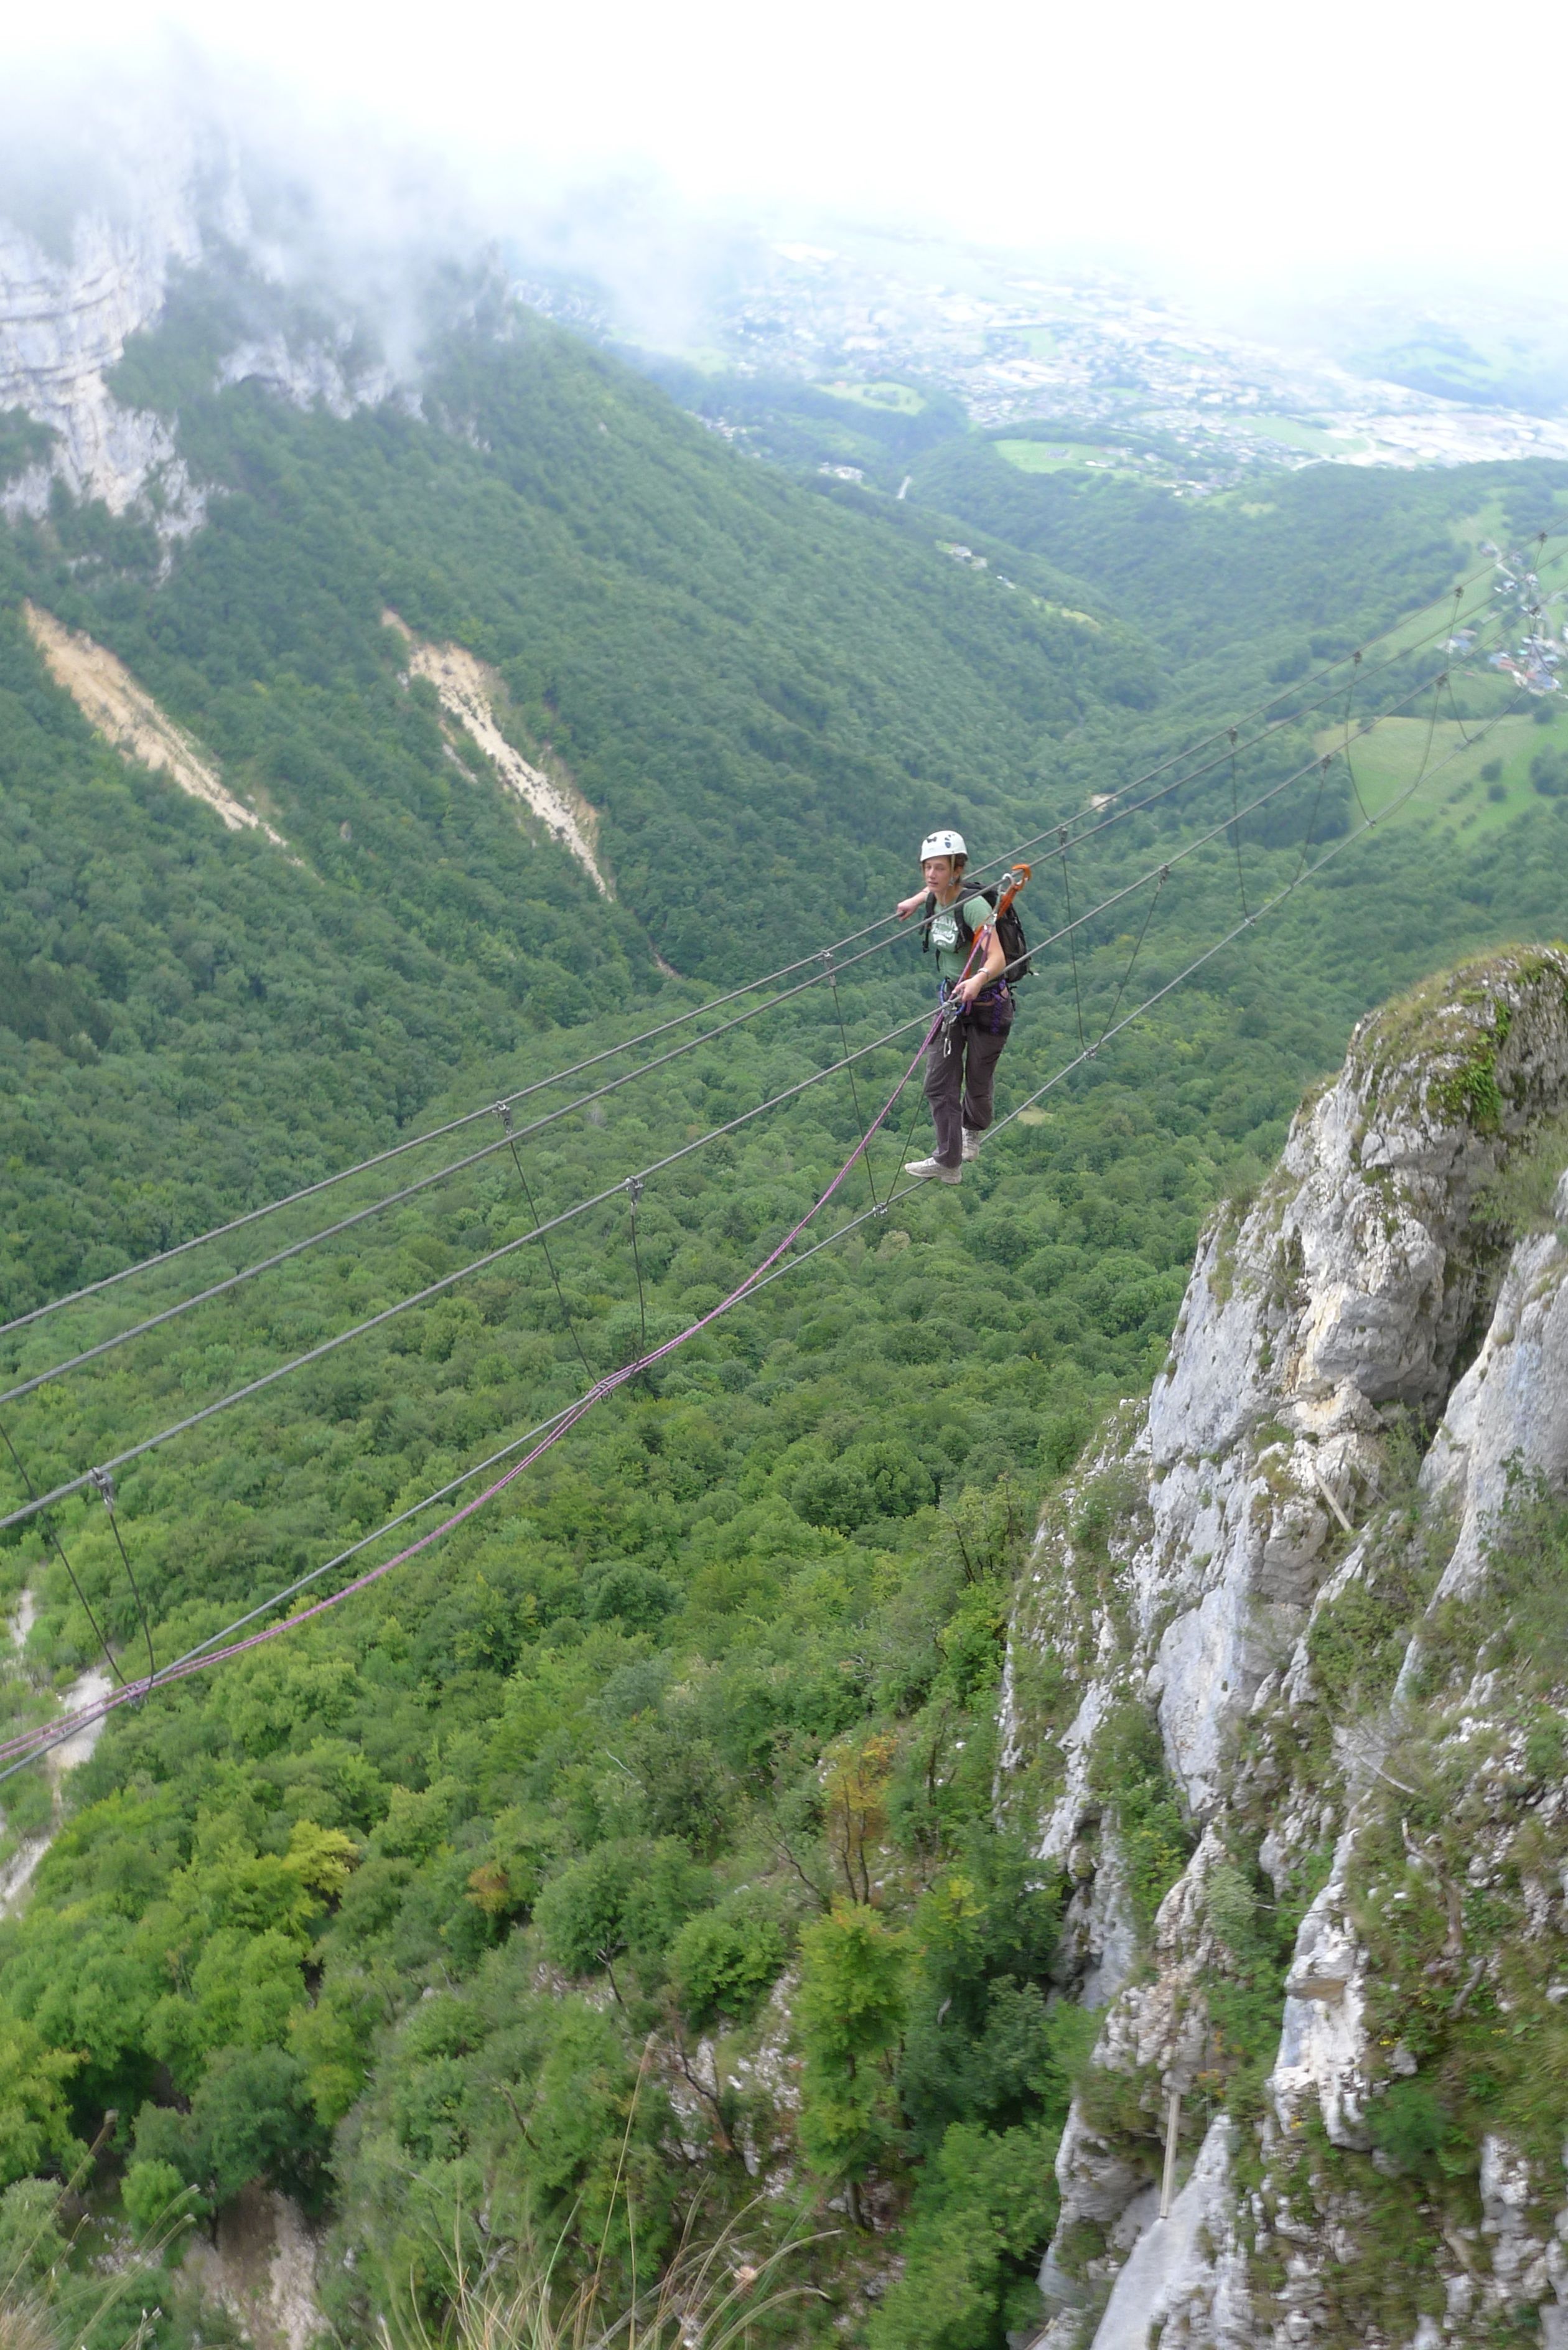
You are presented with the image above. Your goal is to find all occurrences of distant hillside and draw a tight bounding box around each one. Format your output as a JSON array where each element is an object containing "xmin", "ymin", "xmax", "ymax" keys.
[
  {"xmin": 6, "ymin": 267, "xmax": 1167, "ymax": 986},
  {"xmin": 10, "ymin": 228, "xmax": 1568, "ymax": 2350},
  {"xmin": 908, "ymin": 433, "xmax": 1568, "ymax": 673}
]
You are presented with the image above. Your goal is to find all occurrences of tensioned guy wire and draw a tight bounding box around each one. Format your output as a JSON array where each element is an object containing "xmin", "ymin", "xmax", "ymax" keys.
[
  {"xmin": 1227, "ymin": 729, "xmax": 1251, "ymax": 914},
  {"xmin": 0, "ymin": 940, "xmax": 974, "ymax": 1769},
  {"xmin": 88, "ymin": 1469, "xmax": 155, "ymax": 1688},
  {"xmin": 0, "ymin": 594, "xmax": 1523, "ymax": 1433},
  {"xmin": 1, "ymin": 539, "xmax": 1524, "ymax": 1352},
  {"xmin": 0, "ymin": 1423, "xmax": 125, "ymax": 1689},
  {"xmin": 986, "ymin": 688, "xmax": 1530, "ymax": 1134},
  {"xmin": 826, "ymin": 948, "xmax": 880, "ymax": 1214},
  {"xmin": 1056, "ymin": 825, "xmax": 1088, "ymax": 1051},
  {"xmin": 495, "ymin": 1103, "xmax": 597, "ymax": 1383},
  {"xmin": 0, "ymin": 647, "xmax": 1475, "ymax": 1514},
  {"xmin": 625, "ymin": 1177, "xmax": 650, "ymax": 1368},
  {"xmin": 0, "ymin": 668, "xmax": 1532, "ymax": 1781},
  {"xmin": 0, "ymin": 932, "xmax": 907, "ymax": 1404},
  {"xmin": 0, "ymin": 575, "xmax": 1546, "ymax": 1535}
]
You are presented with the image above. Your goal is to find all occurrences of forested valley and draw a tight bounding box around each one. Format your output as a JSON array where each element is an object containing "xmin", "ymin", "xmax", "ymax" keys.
[{"xmin": 3, "ymin": 262, "xmax": 1568, "ymax": 2349}]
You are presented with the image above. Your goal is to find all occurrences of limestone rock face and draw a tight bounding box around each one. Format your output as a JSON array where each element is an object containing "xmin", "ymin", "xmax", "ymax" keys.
[
  {"xmin": 1143, "ymin": 949, "xmax": 1568, "ymax": 1810},
  {"xmin": 1011, "ymin": 951, "xmax": 1568, "ymax": 1860},
  {"xmin": 0, "ymin": 181, "xmax": 206, "ymax": 519},
  {"xmin": 0, "ymin": 163, "xmax": 406, "ymax": 530},
  {"xmin": 1088, "ymin": 2119, "xmax": 1253, "ymax": 2350},
  {"xmin": 1422, "ymin": 1183, "xmax": 1568, "ymax": 1598},
  {"xmin": 216, "ymin": 335, "xmax": 408, "ymax": 424},
  {"xmin": 1001, "ymin": 950, "xmax": 1568, "ymax": 2347},
  {"xmin": 1269, "ymin": 1853, "xmax": 1372, "ymax": 2151}
]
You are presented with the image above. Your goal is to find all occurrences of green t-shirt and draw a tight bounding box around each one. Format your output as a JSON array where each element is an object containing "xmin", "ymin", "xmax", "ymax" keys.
[{"xmin": 928, "ymin": 891, "xmax": 994, "ymax": 982}]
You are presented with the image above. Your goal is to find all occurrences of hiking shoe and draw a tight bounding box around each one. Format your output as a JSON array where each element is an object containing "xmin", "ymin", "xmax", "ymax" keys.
[
  {"xmin": 961, "ymin": 1128, "xmax": 982, "ymax": 1161},
  {"xmin": 907, "ymin": 1157, "xmax": 962, "ymax": 1186}
]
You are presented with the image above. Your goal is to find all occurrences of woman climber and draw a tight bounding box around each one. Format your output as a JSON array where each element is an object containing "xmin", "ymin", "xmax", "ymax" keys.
[{"xmin": 895, "ymin": 828, "xmax": 1017, "ymax": 1186}]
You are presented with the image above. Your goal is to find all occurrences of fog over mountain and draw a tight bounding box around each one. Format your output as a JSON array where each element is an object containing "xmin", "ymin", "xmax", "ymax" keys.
[
  {"xmin": 5, "ymin": 58, "xmax": 1568, "ymax": 538},
  {"xmin": 7, "ymin": 30, "xmax": 1568, "ymax": 2350}
]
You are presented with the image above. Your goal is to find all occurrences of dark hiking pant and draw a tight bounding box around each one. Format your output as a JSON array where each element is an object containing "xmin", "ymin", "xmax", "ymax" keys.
[{"xmin": 923, "ymin": 1002, "xmax": 1012, "ymax": 1169}]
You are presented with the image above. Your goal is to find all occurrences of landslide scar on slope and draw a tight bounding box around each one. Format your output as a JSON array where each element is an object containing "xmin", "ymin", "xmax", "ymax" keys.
[
  {"xmin": 383, "ymin": 611, "xmax": 612, "ymax": 898},
  {"xmin": 22, "ymin": 604, "xmax": 288, "ymax": 849}
]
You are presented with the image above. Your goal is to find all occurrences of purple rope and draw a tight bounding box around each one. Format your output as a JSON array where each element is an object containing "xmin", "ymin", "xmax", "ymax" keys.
[{"xmin": 0, "ymin": 991, "xmax": 958, "ymax": 1771}]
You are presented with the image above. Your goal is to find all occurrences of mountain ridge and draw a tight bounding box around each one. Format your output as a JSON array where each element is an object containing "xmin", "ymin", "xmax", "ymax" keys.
[
  {"xmin": 1004, "ymin": 947, "xmax": 1568, "ymax": 2347},
  {"xmin": 10, "ymin": 176, "xmax": 1568, "ymax": 2350}
]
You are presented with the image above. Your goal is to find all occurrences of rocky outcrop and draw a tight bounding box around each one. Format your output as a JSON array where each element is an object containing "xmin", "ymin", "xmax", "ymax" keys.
[
  {"xmin": 182, "ymin": 2183, "xmax": 326, "ymax": 2350},
  {"xmin": 23, "ymin": 602, "xmax": 288, "ymax": 847},
  {"xmin": 0, "ymin": 177, "xmax": 207, "ymax": 522},
  {"xmin": 1420, "ymin": 1179, "xmax": 1568, "ymax": 1599},
  {"xmin": 1088, "ymin": 2118, "xmax": 1251, "ymax": 2350},
  {"xmin": 217, "ymin": 334, "xmax": 403, "ymax": 422},
  {"xmin": 1002, "ymin": 950, "xmax": 1568, "ymax": 2346},
  {"xmin": 1, "ymin": 164, "xmax": 407, "ymax": 533},
  {"xmin": 383, "ymin": 612, "xmax": 610, "ymax": 894}
]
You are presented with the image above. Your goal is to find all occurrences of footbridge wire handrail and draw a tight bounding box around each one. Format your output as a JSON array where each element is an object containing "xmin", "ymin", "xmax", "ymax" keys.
[
  {"xmin": 1, "ymin": 536, "xmax": 1530, "ymax": 1349},
  {"xmin": 9, "ymin": 528, "xmax": 1561, "ymax": 1410},
  {"xmin": 0, "ymin": 620, "xmax": 1512, "ymax": 1461},
  {"xmin": 0, "ymin": 956, "xmax": 974, "ymax": 1771},
  {"xmin": 0, "ymin": 538, "xmax": 1561, "ymax": 1504},
  {"xmin": 0, "ymin": 655, "xmax": 1538, "ymax": 1787}
]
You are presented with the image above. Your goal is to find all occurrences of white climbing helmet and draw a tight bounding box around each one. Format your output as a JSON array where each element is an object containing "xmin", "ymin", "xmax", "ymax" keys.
[{"xmin": 920, "ymin": 828, "xmax": 968, "ymax": 861}]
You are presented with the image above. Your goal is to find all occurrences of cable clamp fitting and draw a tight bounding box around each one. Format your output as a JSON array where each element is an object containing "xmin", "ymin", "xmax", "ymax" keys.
[
  {"xmin": 89, "ymin": 1467, "xmax": 116, "ymax": 1514},
  {"xmin": 625, "ymin": 1175, "xmax": 644, "ymax": 1209},
  {"xmin": 492, "ymin": 1100, "xmax": 514, "ymax": 1135}
]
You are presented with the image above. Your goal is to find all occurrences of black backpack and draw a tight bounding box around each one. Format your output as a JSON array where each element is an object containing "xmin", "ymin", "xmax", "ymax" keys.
[{"xmin": 921, "ymin": 885, "xmax": 1032, "ymax": 984}]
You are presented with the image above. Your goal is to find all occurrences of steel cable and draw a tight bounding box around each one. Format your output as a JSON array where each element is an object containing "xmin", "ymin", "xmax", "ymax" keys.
[
  {"xmin": 0, "ymin": 981, "xmax": 958, "ymax": 1770},
  {"xmin": 1058, "ymin": 826, "xmax": 1088, "ymax": 1052},
  {"xmin": 88, "ymin": 1470, "xmax": 155, "ymax": 1688},
  {"xmin": 0, "ymin": 670, "xmax": 1533, "ymax": 1781},
  {"xmin": 1227, "ymin": 729, "xmax": 1251, "ymax": 915},
  {"xmin": 1, "ymin": 543, "xmax": 1523, "ymax": 1352},
  {"xmin": 0, "ymin": 596, "xmax": 1541, "ymax": 1527},
  {"xmin": 1339, "ymin": 655, "xmax": 1373, "ymax": 826},
  {"xmin": 625, "ymin": 1178, "xmax": 650, "ymax": 1369},
  {"xmin": 826, "ymin": 950, "xmax": 880, "ymax": 1214},
  {"xmin": 1096, "ymin": 864, "xmax": 1168, "ymax": 1046},
  {"xmin": 0, "ymin": 1424, "xmax": 125, "ymax": 1690},
  {"xmin": 497, "ymin": 1107, "xmax": 597, "ymax": 1383}
]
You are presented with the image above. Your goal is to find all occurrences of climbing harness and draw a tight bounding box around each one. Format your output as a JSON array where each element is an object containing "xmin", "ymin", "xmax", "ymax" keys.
[{"xmin": 938, "ymin": 864, "xmax": 1032, "ymax": 1047}]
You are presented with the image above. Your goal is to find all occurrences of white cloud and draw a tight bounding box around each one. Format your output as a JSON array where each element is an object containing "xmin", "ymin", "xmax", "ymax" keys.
[{"xmin": 4, "ymin": 0, "xmax": 1541, "ymax": 278}]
